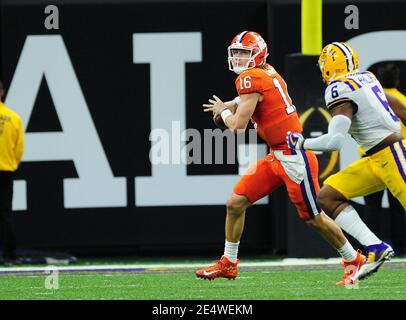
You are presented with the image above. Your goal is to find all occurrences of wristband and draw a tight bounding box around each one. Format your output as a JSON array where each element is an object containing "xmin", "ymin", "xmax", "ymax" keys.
[
  {"xmin": 234, "ymin": 96, "xmax": 241, "ymax": 106},
  {"xmin": 220, "ymin": 108, "xmax": 233, "ymax": 123}
]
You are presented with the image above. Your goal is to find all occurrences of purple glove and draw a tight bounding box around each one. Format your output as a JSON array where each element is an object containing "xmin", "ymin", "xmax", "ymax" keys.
[{"xmin": 286, "ymin": 131, "xmax": 305, "ymax": 150}]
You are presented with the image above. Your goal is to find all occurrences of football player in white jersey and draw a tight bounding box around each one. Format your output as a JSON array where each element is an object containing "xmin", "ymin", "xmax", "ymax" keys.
[{"xmin": 287, "ymin": 42, "xmax": 406, "ymax": 280}]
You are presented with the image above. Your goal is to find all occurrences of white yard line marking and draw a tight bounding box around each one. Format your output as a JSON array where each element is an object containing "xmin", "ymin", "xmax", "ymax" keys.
[{"xmin": 0, "ymin": 257, "xmax": 405, "ymax": 275}]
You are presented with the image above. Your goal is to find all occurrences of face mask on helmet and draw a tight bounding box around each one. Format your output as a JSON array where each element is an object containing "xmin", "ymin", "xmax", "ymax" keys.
[
  {"xmin": 227, "ymin": 31, "xmax": 268, "ymax": 75},
  {"xmin": 228, "ymin": 47, "xmax": 258, "ymax": 74},
  {"xmin": 317, "ymin": 56, "xmax": 329, "ymax": 84}
]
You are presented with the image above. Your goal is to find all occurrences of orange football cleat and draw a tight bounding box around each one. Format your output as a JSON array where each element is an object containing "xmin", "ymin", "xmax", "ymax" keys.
[
  {"xmin": 336, "ymin": 250, "xmax": 366, "ymax": 286},
  {"xmin": 196, "ymin": 256, "xmax": 240, "ymax": 280}
]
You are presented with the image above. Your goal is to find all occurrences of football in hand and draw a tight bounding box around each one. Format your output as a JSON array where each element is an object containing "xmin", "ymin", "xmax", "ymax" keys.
[{"xmin": 213, "ymin": 113, "xmax": 227, "ymax": 129}]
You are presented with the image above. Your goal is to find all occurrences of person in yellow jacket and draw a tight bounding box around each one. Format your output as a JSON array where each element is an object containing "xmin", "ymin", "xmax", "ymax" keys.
[
  {"xmin": 0, "ymin": 80, "xmax": 24, "ymax": 265},
  {"xmin": 363, "ymin": 63, "xmax": 406, "ymax": 255},
  {"xmin": 377, "ymin": 63, "xmax": 406, "ymax": 138}
]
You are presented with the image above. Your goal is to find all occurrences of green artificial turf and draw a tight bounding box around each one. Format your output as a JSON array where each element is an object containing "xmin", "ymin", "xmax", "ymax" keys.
[{"xmin": 0, "ymin": 267, "xmax": 405, "ymax": 300}]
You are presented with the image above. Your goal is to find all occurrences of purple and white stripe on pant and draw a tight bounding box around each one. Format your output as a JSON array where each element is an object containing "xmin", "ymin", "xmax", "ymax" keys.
[
  {"xmin": 299, "ymin": 151, "xmax": 321, "ymax": 218},
  {"xmin": 390, "ymin": 141, "xmax": 406, "ymax": 183}
]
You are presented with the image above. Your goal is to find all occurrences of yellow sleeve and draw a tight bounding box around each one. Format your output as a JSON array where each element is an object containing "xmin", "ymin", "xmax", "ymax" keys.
[{"xmin": 14, "ymin": 116, "xmax": 24, "ymax": 166}]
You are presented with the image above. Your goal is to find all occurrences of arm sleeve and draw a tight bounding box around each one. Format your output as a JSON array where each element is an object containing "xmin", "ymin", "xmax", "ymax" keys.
[{"xmin": 303, "ymin": 115, "xmax": 351, "ymax": 151}]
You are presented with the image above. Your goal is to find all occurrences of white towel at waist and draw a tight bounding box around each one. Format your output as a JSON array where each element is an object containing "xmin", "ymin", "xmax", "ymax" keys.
[{"xmin": 272, "ymin": 150, "xmax": 306, "ymax": 184}]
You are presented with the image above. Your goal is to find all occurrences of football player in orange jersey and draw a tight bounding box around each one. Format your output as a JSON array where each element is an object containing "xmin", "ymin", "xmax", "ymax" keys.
[{"xmin": 195, "ymin": 31, "xmax": 365, "ymax": 285}]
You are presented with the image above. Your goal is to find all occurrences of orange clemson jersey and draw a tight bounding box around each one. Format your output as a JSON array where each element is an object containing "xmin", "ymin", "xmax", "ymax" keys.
[{"xmin": 235, "ymin": 64, "xmax": 302, "ymax": 149}]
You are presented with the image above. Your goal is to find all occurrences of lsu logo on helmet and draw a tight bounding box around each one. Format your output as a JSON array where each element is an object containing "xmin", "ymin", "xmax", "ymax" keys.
[{"xmin": 318, "ymin": 42, "xmax": 359, "ymax": 84}]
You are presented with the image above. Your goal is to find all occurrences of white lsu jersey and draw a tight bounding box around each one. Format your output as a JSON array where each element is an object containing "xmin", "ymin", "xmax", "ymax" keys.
[{"xmin": 324, "ymin": 71, "xmax": 401, "ymax": 152}]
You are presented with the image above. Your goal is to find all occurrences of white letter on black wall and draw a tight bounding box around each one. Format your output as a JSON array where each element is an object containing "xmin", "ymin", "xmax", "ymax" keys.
[{"xmin": 6, "ymin": 35, "xmax": 127, "ymax": 209}]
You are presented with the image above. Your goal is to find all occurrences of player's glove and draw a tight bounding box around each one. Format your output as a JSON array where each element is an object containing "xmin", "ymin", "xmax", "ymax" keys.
[{"xmin": 286, "ymin": 131, "xmax": 305, "ymax": 150}]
